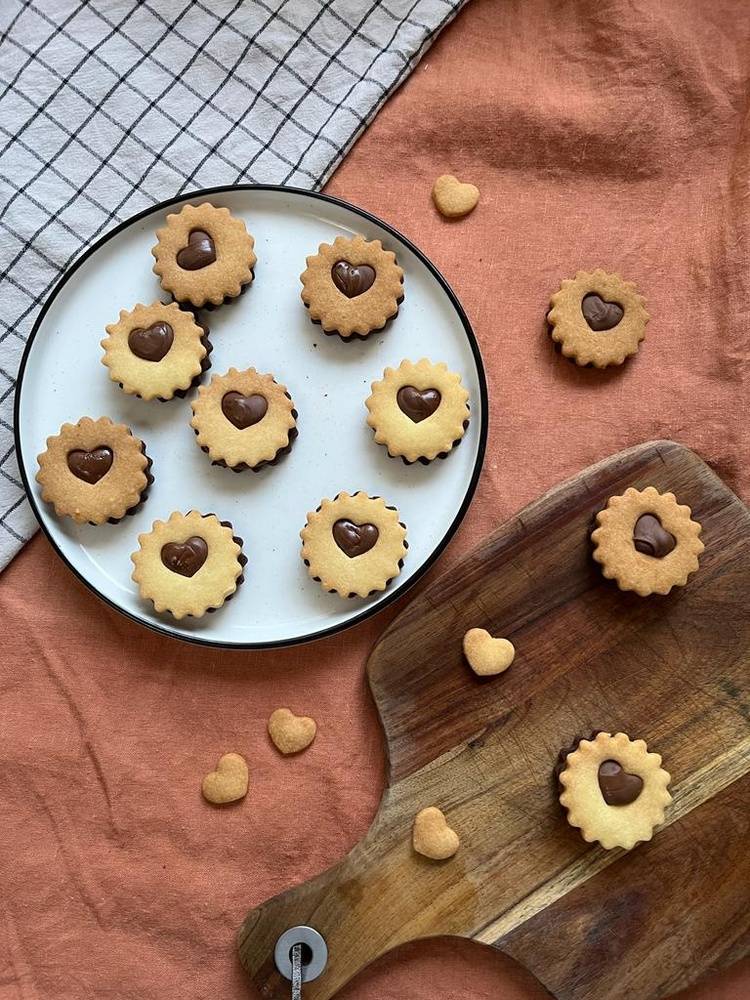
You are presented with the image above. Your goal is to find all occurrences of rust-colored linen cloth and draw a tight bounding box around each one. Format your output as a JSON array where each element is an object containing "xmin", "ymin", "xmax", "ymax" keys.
[{"xmin": 2, "ymin": 1, "xmax": 749, "ymax": 998}]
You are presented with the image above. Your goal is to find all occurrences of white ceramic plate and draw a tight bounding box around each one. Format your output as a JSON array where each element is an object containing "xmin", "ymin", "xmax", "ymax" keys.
[{"xmin": 15, "ymin": 186, "xmax": 487, "ymax": 648}]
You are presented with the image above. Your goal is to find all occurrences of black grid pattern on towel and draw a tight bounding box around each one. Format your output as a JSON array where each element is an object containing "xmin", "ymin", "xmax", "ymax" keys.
[{"xmin": 0, "ymin": 0, "xmax": 465, "ymax": 560}]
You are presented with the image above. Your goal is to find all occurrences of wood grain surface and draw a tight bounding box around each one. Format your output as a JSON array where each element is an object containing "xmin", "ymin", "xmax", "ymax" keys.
[{"xmin": 238, "ymin": 441, "xmax": 750, "ymax": 1000}]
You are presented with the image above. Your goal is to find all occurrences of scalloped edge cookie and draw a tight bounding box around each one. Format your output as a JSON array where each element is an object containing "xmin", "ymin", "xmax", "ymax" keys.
[
  {"xmin": 592, "ymin": 486, "xmax": 704, "ymax": 596},
  {"xmin": 547, "ymin": 269, "xmax": 649, "ymax": 368},
  {"xmin": 366, "ymin": 358, "xmax": 470, "ymax": 463},
  {"xmin": 36, "ymin": 416, "xmax": 152, "ymax": 525},
  {"xmin": 152, "ymin": 203, "xmax": 256, "ymax": 308},
  {"xmin": 300, "ymin": 234, "xmax": 404, "ymax": 339},
  {"xmin": 300, "ymin": 491, "xmax": 407, "ymax": 598},
  {"xmin": 101, "ymin": 301, "xmax": 209, "ymax": 401},
  {"xmin": 558, "ymin": 731, "xmax": 672, "ymax": 850},
  {"xmin": 190, "ymin": 367, "xmax": 298, "ymax": 472},
  {"xmin": 131, "ymin": 510, "xmax": 245, "ymax": 619}
]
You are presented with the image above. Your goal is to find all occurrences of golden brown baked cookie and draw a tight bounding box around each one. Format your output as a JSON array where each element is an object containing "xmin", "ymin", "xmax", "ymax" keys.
[
  {"xmin": 592, "ymin": 486, "xmax": 704, "ymax": 596},
  {"xmin": 300, "ymin": 492, "xmax": 407, "ymax": 598},
  {"xmin": 432, "ymin": 174, "xmax": 480, "ymax": 218},
  {"xmin": 412, "ymin": 807, "xmax": 460, "ymax": 860},
  {"xmin": 300, "ymin": 234, "xmax": 403, "ymax": 339},
  {"xmin": 190, "ymin": 367, "xmax": 298, "ymax": 472},
  {"xmin": 365, "ymin": 359, "xmax": 470, "ymax": 464},
  {"xmin": 557, "ymin": 731, "xmax": 672, "ymax": 850},
  {"xmin": 151, "ymin": 203, "xmax": 256, "ymax": 308},
  {"xmin": 36, "ymin": 416, "xmax": 152, "ymax": 525},
  {"xmin": 131, "ymin": 510, "xmax": 246, "ymax": 619},
  {"xmin": 101, "ymin": 301, "xmax": 210, "ymax": 401},
  {"xmin": 201, "ymin": 752, "xmax": 249, "ymax": 804},
  {"xmin": 462, "ymin": 628, "xmax": 515, "ymax": 676},
  {"xmin": 268, "ymin": 708, "xmax": 317, "ymax": 755},
  {"xmin": 547, "ymin": 270, "xmax": 649, "ymax": 367}
]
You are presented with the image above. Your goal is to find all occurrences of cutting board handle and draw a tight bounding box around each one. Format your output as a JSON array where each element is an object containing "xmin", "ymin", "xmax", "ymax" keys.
[
  {"xmin": 238, "ymin": 810, "xmax": 469, "ymax": 999},
  {"xmin": 238, "ymin": 836, "xmax": 387, "ymax": 1000}
]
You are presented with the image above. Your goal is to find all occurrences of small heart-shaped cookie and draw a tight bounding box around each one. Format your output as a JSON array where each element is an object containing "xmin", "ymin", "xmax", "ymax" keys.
[
  {"xmin": 463, "ymin": 628, "xmax": 515, "ymax": 676},
  {"xmin": 432, "ymin": 174, "xmax": 480, "ymax": 218},
  {"xmin": 268, "ymin": 708, "xmax": 317, "ymax": 755},
  {"xmin": 201, "ymin": 752, "xmax": 248, "ymax": 804},
  {"xmin": 412, "ymin": 806, "xmax": 460, "ymax": 860}
]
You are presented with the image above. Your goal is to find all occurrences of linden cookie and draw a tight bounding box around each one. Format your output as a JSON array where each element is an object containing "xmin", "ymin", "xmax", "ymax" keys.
[
  {"xmin": 131, "ymin": 510, "xmax": 246, "ymax": 619},
  {"xmin": 300, "ymin": 492, "xmax": 407, "ymax": 598},
  {"xmin": 36, "ymin": 417, "xmax": 151, "ymax": 525},
  {"xmin": 101, "ymin": 301, "xmax": 210, "ymax": 401},
  {"xmin": 300, "ymin": 234, "xmax": 404, "ymax": 339},
  {"xmin": 557, "ymin": 732, "xmax": 672, "ymax": 850},
  {"xmin": 152, "ymin": 203, "xmax": 256, "ymax": 308},
  {"xmin": 366, "ymin": 359, "xmax": 470, "ymax": 464},
  {"xmin": 547, "ymin": 270, "xmax": 649, "ymax": 367},
  {"xmin": 592, "ymin": 486, "xmax": 704, "ymax": 596},
  {"xmin": 191, "ymin": 367, "xmax": 298, "ymax": 472}
]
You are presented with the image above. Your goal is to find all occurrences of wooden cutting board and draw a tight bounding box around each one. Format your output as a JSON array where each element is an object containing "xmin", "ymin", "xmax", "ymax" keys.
[{"xmin": 238, "ymin": 440, "xmax": 750, "ymax": 999}]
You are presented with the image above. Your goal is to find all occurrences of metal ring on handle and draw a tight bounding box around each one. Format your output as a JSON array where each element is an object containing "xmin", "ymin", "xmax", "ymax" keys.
[{"xmin": 274, "ymin": 926, "xmax": 328, "ymax": 984}]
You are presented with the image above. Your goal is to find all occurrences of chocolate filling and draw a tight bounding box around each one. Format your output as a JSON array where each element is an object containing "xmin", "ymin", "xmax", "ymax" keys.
[
  {"xmin": 581, "ymin": 293, "xmax": 624, "ymax": 331},
  {"xmin": 632, "ymin": 513, "xmax": 676, "ymax": 558}
]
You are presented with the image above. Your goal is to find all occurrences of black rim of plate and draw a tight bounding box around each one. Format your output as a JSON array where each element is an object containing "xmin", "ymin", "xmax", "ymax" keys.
[{"xmin": 14, "ymin": 184, "xmax": 489, "ymax": 650}]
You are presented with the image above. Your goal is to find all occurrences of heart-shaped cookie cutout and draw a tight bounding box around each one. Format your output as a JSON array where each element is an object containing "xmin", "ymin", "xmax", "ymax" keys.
[
  {"xmin": 432, "ymin": 174, "xmax": 480, "ymax": 218},
  {"xmin": 268, "ymin": 708, "xmax": 317, "ymax": 755},
  {"xmin": 128, "ymin": 321, "xmax": 174, "ymax": 362},
  {"xmin": 412, "ymin": 806, "xmax": 460, "ymax": 860},
  {"xmin": 66, "ymin": 446, "xmax": 113, "ymax": 484},
  {"xmin": 331, "ymin": 260, "xmax": 376, "ymax": 298},
  {"xmin": 176, "ymin": 229, "xmax": 216, "ymax": 270},
  {"xmin": 332, "ymin": 519, "xmax": 379, "ymax": 558},
  {"xmin": 581, "ymin": 293, "xmax": 624, "ymax": 331},
  {"xmin": 160, "ymin": 536, "xmax": 208, "ymax": 578},
  {"xmin": 597, "ymin": 759, "xmax": 643, "ymax": 806},
  {"xmin": 201, "ymin": 752, "xmax": 248, "ymax": 804},
  {"xmin": 632, "ymin": 513, "xmax": 676, "ymax": 558},
  {"xmin": 463, "ymin": 628, "xmax": 515, "ymax": 676},
  {"xmin": 221, "ymin": 391, "xmax": 268, "ymax": 429},
  {"xmin": 397, "ymin": 385, "xmax": 442, "ymax": 423}
]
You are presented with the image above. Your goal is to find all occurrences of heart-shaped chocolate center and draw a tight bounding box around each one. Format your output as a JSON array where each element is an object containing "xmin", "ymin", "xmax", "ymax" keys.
[
  {"xmin": 332, "ymin": 519, "xmax": 379, "ymax": 558},
  {"xmin": 221, "ymin": 391, "xmax": 268, "ymax": 429},
  {"xmin": 160, "ymin": 536, "xmax": 208, "ymax": 577},
  {"xmin": 633, "ymin": 513, "xmax": 676, "ymax": 558},
  {"xmin": 331, "ymin": 261, "xmax": 376, "ymax": 298},
  {"xmin": 176, "ymin": 229, "xmax": 216, "ymax": 270},
  {"xmin": 597, "ymin": 760, "xmax": 643, "ymax": 806},
  {"xmin": 66, "ymin": 447, "xmax": 113, "ymax": 484},
  {"xmin": 397, "ymin": 385, "xmax": 442, "ymax": 423},
  {"xmin": 128, "ymin": 321, "xmax": 174, "ymax": 362},
  {"xmin": 581, "ymin": 293, "xmax": 624, "ymax": 331}
]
